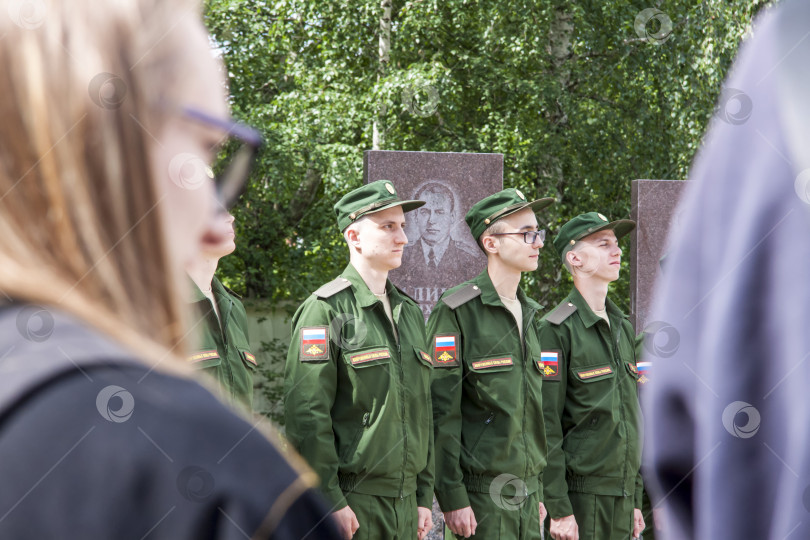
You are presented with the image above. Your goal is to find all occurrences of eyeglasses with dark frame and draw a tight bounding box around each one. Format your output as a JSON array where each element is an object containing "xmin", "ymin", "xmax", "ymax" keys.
[
  {"xmin": 489, "ymin": 230, "xmax": 546, "ymax": 244},
  {"xmin": 182, "ymin": 106, "xmax": 263, "ymax": 210}
]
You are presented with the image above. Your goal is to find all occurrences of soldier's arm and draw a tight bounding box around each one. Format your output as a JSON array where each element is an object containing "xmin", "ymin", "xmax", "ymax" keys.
[
  {"xmin": 416, "ymin": 326, "xmax": 436, "ymax": 510},
  {"xmin": 283, "ymin": 300, "xmax": 345, "ymax": 509},
  {"xmin": 633, "ymin": 329, "xmax": 645, "ymax": 509},
  {"xmin": 539, "ymin": 320, "xmax": 574, "ymax": 519},
  {"xmin": 427, "ymin": 301, "xmax": 469, "ymax": 512}
]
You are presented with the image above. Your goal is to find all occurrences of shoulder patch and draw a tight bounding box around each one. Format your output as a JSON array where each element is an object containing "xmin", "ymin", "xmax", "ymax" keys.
[
  {"xmin": 539, "ymin": 351, "xmax": 562, "ymax": 381},
  {"xmin": 299, "ymin": 326, "xmax": 330, "ymax": 362},
  {"xmin": 545, "ymin": 301, "xmax": 577, "ymax": 325},
  {"xmin": 433, "ymin": 334, "xmax": 459, "ymax": 367},
  {"xmin": 314, "ymin": 277, "xmax": 352, "ymax": 299},
  {"xmin": 442, "ymin": 284, "xmax": 482, "ymax": 310}
]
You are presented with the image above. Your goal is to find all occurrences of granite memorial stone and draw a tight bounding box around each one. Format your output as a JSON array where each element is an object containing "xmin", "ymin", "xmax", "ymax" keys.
[
  {"xmin": 630, "ymin": 179, "xmax": 687, "ymax": 332},
  {"xmin": 364, "ymin": 150, "xmax": 503, "ymax": 318}
]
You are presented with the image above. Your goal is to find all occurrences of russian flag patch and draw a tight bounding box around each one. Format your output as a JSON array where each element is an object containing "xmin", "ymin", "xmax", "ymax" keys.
[
  {"xmin": 300, "ymin": 326, "xmax": 329, "ymax": 361},
  {"xmin": 540, "ymin": 351, "xmax": 561, "ymax": 381},
  {"xmin": 637, "ymin": 360, "xmax": 651, "ymax": 384},
  {"xmin": 433, "ymin": 334, "xmax": 459, "ymax": 367}
]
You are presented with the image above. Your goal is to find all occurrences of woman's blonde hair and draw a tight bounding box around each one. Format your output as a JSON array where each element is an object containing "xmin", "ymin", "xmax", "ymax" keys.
[{"xmin": 0, "ymin": 0, "xmax": 203, "ymax": 362}]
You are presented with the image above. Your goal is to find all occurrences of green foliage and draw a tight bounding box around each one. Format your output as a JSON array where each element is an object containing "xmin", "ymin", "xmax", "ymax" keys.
[
  {"xmin": 206, "ymin": 0, "xmax": 770, "ymax": 312},
  {"xmin": 254, "ymin": 337, "xmax": 288, "ymax": 425}
]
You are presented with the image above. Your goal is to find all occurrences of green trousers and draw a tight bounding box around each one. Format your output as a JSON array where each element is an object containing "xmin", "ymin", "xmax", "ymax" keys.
[
  {"xmin": 567, "ymin": 492, "xmax": 635, "ymax": 540},
  {"xmin": 344, "ymin": 491, "xmax": 416, "ymax": 540},
  {"xmin": 446, "ymin": 489, "xmax": 543, "ymax": 540}
]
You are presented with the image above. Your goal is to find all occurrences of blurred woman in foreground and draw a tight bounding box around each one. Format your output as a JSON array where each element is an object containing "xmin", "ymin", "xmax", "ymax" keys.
[{"xmin": 0, "ymin": 1, "xmax": 339, "ymax": 538}]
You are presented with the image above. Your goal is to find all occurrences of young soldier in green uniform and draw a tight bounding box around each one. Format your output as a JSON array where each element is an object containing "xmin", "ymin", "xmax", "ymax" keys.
[
  {"xmin": 540, "ymin": 212, "xmax": 645, "ymax": 540},
  {"xmin": 187, "ymin": 210, "xmax": 257, "ymax": 411},
  {"xmin": 284, "ymin": 180, "xmax": 434, "ymax": 540},
  {"xmin": 428, "ymin": 188, "xmax": 554, "ymax": 539}
]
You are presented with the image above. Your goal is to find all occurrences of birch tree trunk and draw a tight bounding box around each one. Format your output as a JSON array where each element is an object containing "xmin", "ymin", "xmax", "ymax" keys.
[{"xmin": 372, "ymin": 0, "xmax": 391, "ymax": 149}]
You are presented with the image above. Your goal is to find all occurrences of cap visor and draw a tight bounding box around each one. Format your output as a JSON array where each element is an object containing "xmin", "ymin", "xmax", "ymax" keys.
[
  {"xmin": 365, "ymin": 199, "xmax": 426, "ymax": 217},
  {"xmin": 577, "ymin": 219, "xmax": 637, "ymax": 242}
]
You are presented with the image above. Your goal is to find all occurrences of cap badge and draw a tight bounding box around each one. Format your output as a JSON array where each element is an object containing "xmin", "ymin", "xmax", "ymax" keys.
[
  {"xmin": 597, "ymin": 213, "xmax": 608, "ymax": 222},
  {"xmin": 516, "ymin": 189, "xmax": 525, "ymax": 200},
  {"xmin": 385, "ymin": 182, "xmax": 396, "ymax": 195}
]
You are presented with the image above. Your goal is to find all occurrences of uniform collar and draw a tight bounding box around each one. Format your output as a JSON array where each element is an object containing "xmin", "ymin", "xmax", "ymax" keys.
[
  {"xmin": 472, "ymin": 268, "xmax": 542, "ymax": 312},
  {"xmin": 567, "ymin": 287, "xmax": 625, "ymax": 328},
  {"xmin": 340, "ymin": 263, "xmax": 407, "ymax": 309}
]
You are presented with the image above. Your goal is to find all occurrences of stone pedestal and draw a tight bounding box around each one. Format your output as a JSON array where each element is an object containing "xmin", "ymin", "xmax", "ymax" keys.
[{"xmin": 630, "ymin": 179, "xmax": 687, "ymax": 331}]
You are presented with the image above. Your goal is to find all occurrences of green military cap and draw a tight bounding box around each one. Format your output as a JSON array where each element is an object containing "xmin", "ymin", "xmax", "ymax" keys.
[
  {"xmin": 553, "ymin": 212, "xmax": 636, "ymax": 261},
  {"xmin": 334, "ymin": 180, "xmax": 425, "ymax": 231},
  {"xmin": 465, "ymin": 188, "xmax": 555, "ymax": 240}
]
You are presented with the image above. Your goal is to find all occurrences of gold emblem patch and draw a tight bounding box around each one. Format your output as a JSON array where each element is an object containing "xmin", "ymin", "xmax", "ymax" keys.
[{"xmin": 306, "ymin": 345, "xmax": 324, "ymax": 356}]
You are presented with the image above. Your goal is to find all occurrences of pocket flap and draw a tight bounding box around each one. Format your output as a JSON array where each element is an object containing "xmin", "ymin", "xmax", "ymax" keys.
[
  {"xmin": 415, "ymin": 347, "xmax": 434, "ymax": 368},
  {"xmin": 240, "ymin": 349, "xmax": 258, "ymax": 370}
]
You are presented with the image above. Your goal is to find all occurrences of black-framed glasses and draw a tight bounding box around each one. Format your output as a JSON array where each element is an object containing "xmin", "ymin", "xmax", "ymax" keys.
[
  {"xmin": 182, "ymin": 106, "xmax": 263, "ymax": 209},
  {"xmin": 489, "ymin": 230, "xmax": 546, "ymax": 244}
]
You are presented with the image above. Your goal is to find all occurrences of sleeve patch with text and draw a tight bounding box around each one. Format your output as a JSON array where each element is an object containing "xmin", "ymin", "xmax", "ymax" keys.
[
  {"xmin": 471, "ymin": 357, "xmax": 513, "ymax": 370},
  {"xmin": 350, "ymin": 349, "xmax": 390, "ymax": 365},
  {"xmin": 187, "ymin": 350, "xmax": 219, "ymax": 363},
  {"xmin": 577, "ymin": 366, "xmax": 613, "ymax": 379}
]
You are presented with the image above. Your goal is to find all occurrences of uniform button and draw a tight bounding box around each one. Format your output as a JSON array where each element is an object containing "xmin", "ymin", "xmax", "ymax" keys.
[
  {"xmin": 473, "ymin": 286, "xmax": 479, "ymax": 290},
  {"xmin": 567, "ymin": 302, "xmax": 574, "ymax": 307}
]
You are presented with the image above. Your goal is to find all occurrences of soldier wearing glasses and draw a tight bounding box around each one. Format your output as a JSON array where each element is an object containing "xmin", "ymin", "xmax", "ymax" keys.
[{"xmin": 428, "ymin": 188, "xmax": 554, "ymax": 539}]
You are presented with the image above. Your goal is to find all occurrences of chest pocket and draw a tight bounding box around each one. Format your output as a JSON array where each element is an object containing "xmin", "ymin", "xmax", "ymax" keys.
[{"xmin": 342, "ymin": 346, "xmax": 393, "ymax": 368}]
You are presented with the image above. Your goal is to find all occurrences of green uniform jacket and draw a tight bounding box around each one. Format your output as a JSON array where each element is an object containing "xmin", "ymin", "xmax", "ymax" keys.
[
  {"xmin": 427, "ymin": 269, "xmax": 547, "ymax": 512},
  {"xmin": 188, "ymin": 276, "xmax": 257, "ymax": 411},
  {"xmin": 283, "ymin": 263, "xmax": 434, "ymax": 510},
  {"xmin": 539, "ymin": 287, "xmax": 643, "ymax": 519}
]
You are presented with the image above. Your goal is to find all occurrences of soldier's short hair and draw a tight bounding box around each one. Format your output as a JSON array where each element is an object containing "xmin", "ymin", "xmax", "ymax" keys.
[{"xmin": 477, "ymin": 220, "xmax": 510, "ymax": 252}]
